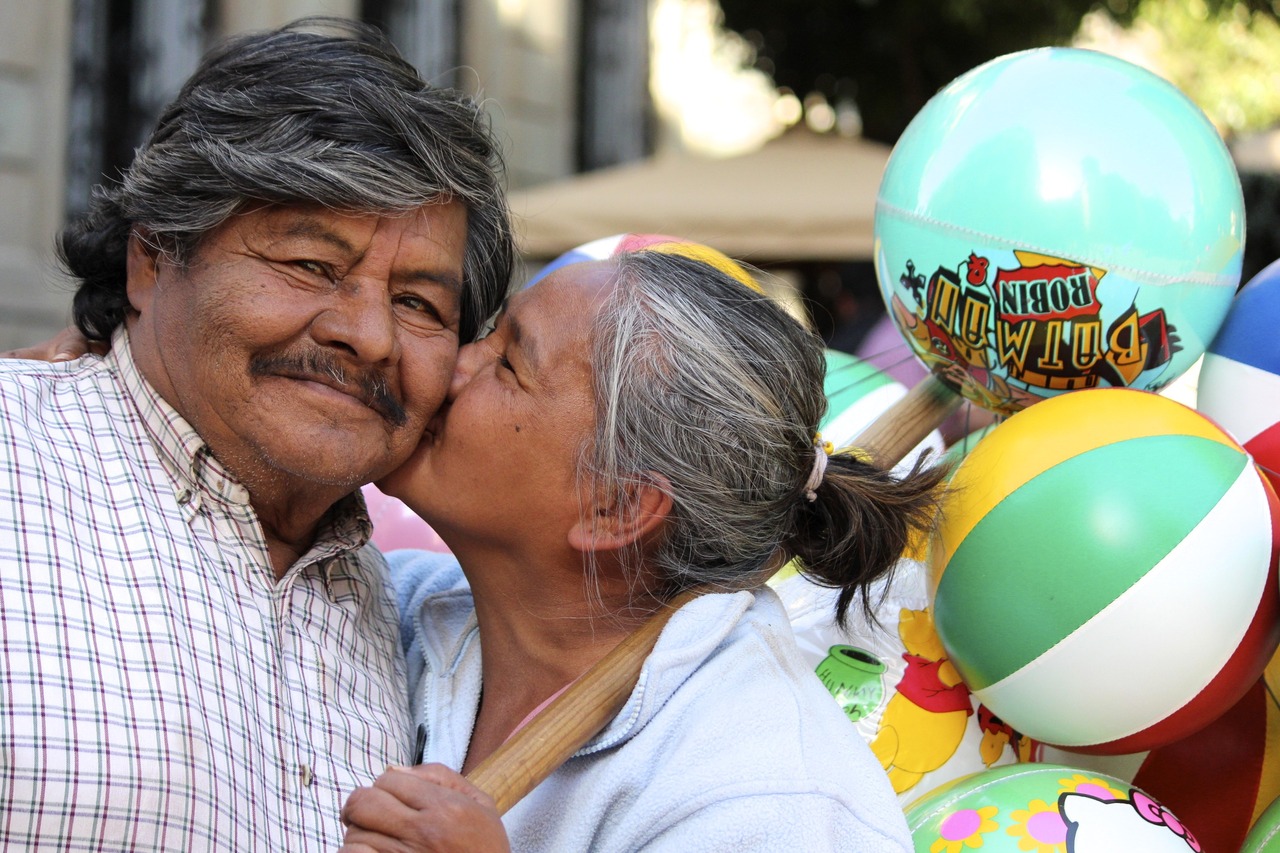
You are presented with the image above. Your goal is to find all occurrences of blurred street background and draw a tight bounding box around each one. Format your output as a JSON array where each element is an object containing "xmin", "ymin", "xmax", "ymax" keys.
[{"xmin": 3, "ymin": 0, "xmax": 1280, "ymax": 352}]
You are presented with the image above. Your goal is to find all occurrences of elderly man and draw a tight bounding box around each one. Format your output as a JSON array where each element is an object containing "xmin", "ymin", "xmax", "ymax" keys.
[{"xmin": 0, "ymin": 19, "xmax": 511, "ymax": 849}]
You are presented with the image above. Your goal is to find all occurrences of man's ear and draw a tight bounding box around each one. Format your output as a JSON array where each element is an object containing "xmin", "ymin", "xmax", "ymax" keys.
[
  {"xmin": 125, "ymin": 229, "xmax": 161, "ymax": 314},
  {"xmin": 568, "ymin": 474, "xmax": 673, "ymax": 553}
]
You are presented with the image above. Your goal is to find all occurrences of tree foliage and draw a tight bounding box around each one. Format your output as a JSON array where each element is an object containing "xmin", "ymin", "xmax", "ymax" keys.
[
  {"xmin": 716, "ymin": 0, "xmax": 1125, "ymax": 144},
  {"xmin": 716, "ymin": 0, "xmax": 1280, "ymax": 303},
  {"xmin": 1126, "ymin": 0, "xmax": 1280, "ymax": 136},
  {"xmin": 716, "ymin": 0, "xmax": 1280, "ymax": 145}
]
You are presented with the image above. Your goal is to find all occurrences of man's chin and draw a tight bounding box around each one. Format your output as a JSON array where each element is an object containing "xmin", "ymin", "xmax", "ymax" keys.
[{"xmin": 256, "ymin": 430, "xmax": 414, "ymax": 492}]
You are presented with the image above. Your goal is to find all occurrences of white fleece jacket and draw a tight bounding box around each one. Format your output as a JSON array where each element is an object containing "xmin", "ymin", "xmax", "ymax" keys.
[{"xmin": 390, "ymin": 550, "xmax": 911, "ymax": 852}]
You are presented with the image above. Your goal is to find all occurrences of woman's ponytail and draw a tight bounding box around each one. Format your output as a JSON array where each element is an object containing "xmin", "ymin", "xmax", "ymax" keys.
[{"xmin": 787, "ymin": 451, "xmax": 949, "ymax": 629}]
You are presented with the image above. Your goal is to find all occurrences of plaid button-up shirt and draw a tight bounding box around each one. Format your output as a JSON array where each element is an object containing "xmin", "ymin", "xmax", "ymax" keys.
[{"xmin": 0, "ymin": 327, "xmax": 412, "ymax": 850}]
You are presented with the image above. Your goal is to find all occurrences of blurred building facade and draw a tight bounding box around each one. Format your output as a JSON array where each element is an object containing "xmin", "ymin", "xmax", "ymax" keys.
[{"xmin": 0, "ymin": 0, "xmax": 653, "ymax": 349}]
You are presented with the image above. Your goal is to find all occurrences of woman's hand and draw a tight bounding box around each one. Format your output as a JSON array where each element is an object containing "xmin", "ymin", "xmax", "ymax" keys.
[
  {"xmin": 0, "ymin": 326, "xmax": 107, "ymax": 362},
  {"xmin": 340, "ymin": 764, "xmax": 511, "ymax": 853}
]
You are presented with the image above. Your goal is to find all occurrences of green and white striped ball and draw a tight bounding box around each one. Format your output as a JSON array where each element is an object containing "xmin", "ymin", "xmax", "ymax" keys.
[{"xmin": 931, "ymin": 388, "xmax": 1280, "ymax": 755}]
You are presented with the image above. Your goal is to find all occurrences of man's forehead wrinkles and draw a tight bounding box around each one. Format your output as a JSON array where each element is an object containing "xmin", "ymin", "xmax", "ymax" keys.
[{"xmin": 268, "ymin": 212, "xmax": 361, "ymax": 253}]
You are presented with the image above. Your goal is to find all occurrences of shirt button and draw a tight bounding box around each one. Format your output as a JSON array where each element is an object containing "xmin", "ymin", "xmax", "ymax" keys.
[
  {"xmin": 176, "ymin": 489, "xmax": 192, "ymax": 505},
  {"xmin": 299, "ymin": 764, "xmax": 314, "ymax": 787}
]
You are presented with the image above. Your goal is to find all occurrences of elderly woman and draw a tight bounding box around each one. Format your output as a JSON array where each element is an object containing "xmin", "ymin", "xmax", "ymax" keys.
[{"xmin": 340, "ymin": 247, "xmax": 945, "ymax": 852}]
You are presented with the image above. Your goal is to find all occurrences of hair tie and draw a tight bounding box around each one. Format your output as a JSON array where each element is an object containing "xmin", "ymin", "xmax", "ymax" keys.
[{"xmin": 804, "ymin": 434, "xmax": 833, "ymax": 502}]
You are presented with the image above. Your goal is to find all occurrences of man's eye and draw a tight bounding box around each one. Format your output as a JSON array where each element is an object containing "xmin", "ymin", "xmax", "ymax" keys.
[
  {"xmin": 395, "ymin": 294, "xmax": 454, "ymax": 330},
  {"xmin": 296, "ymin": 260, "xmax": 327, "ymax": 276},
  {"xmin": 396, "ymin": 294, "xmax": 439, "ymax": 317}
]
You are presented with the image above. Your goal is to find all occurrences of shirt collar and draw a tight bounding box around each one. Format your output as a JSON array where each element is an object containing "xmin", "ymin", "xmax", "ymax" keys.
[{"xmin": 109, "ymin": 325, "xmax": 237, "ymax": 510}]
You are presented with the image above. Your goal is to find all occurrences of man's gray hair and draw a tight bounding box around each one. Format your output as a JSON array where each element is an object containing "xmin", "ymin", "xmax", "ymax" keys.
[{"xmin": 60, "ymin": 17, "xmax": 513, "ymax": 343}]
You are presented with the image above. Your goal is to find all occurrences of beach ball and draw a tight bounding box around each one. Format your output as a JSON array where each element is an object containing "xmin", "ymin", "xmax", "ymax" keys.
[
  {"xmin": 523, "ymin": 233, "xmax": 761, "ymax": 292},
  {"xmin": 361, "ymin": 484, "xmax": 450, "ymax": 553},
  {"xmin": 906, "ymin": 763, "xmax": 1200, "ymax": 852},
  {"xmin": 875, "ymin": 48, "xmax": 1244, "ymax": 418},
  {"xmin": 1198, "ymin": 258, "xmax": 1280, "ymax": 495},
  {"xmin": 1243, "ymin": 795, "xmax": 1280, "ymax": 852},
  {"xmin": 931, "ymin": 387, "xmax": 1280, "ymax": 754},
  {"xmin": 775, "ymin": 559, "xmax": 1039, "ymax": 805}
]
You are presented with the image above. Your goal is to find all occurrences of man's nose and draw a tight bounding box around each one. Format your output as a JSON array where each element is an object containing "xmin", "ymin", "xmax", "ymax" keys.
[{"xmin": 310, "ymin": 280, "xmax": 399, "ymax": 365}]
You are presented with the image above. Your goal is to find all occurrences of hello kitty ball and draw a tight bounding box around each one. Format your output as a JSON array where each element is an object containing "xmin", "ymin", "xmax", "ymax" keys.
[{"xmin": 905, "ymin": 763, "xmax": 1201, "ymax": 853}]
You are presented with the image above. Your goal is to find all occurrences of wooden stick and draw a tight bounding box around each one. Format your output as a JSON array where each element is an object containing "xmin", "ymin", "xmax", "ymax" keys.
[
  {"xmin": 465, "ymin": 373, "xmax": 962, "ymax": 813},
  {"xmin": 856, "ymin": 373, "xmax": 963, "ymax": 468}
]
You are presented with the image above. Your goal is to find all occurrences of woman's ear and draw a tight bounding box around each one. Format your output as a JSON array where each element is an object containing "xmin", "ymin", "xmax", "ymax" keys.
[
  {"xmin": 125, "ymin": 229, "xmax": 161, "ymax": 314},
  {"xmin": 568, "ymin": 474, "xmax": 673, "ymax": 553}
]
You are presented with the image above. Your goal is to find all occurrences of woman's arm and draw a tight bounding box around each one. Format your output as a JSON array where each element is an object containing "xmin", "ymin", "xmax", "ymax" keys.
[{"xmin": 0, "ymin": 326, "xmax": 106, "ymax": 361}]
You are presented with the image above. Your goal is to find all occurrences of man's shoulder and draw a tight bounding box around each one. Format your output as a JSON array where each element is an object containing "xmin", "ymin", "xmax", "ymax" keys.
[
  {"xmin": 0, "ymin": 355, "xmax": 129, "ymax": 436},
  {"xmin": 0, "ymin": 354, "xmax": 115, "ymax": 397}
]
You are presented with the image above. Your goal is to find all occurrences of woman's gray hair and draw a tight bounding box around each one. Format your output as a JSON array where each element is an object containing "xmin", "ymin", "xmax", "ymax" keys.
[
  {"xmin": 588, "ymin": 250, "xmax": 946, "ymax": 627},
  {"xmin": 60, "ymin": 17, "xmax": 513, "ymax": 343}
]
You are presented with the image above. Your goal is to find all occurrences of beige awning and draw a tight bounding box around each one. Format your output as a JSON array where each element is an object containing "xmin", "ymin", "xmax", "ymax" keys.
[{"xmin": 509, "ymin": 128, "xmax": 892, "ymax": 264}]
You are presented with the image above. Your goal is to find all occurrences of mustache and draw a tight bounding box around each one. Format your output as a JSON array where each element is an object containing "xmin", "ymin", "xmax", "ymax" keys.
[{"xmin": 250, "ymin": 350, "xmax": 408, "ymax": 427}]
